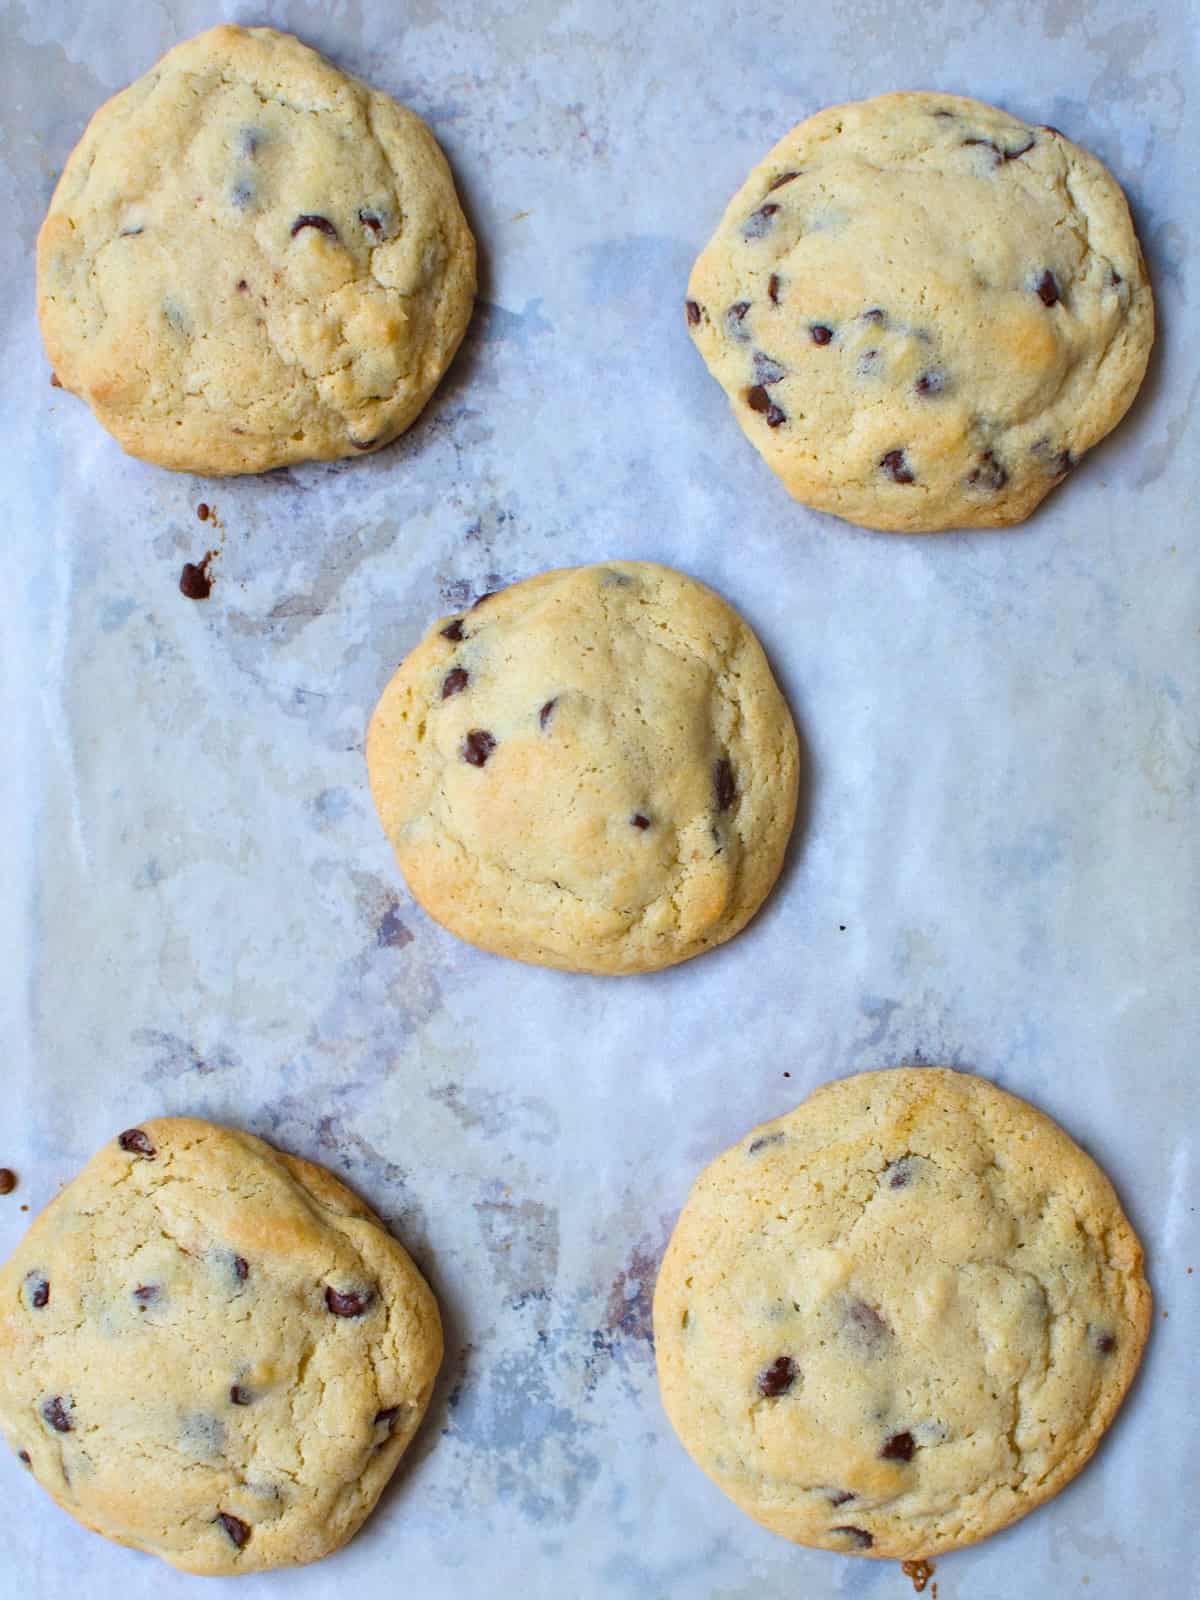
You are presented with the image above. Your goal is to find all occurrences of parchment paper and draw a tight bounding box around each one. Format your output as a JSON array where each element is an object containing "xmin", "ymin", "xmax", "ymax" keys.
[{"xmin": 1, "ymin": 1, "xmax": 1197, "ymax": 1596}]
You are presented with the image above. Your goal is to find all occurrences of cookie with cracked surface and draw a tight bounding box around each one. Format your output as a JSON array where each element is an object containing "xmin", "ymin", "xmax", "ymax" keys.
[
  {"xmin": 686, "ymin": 92, "xmax": 1153, "ymax": 531},
  {"xmin": 37, "ymin": 25, "xmax": 475, "ymax": 474},
  {"xmin": 367, "ymin": 562, "xmax": 800, "ymax": 975},
  {"xmin": 0, "ymin": 1118, "xmax": 442, "ymax": 1575},
  {"xmin": 654, "ymin": 1067, "xmax": 1150, "ymax": 1558}
]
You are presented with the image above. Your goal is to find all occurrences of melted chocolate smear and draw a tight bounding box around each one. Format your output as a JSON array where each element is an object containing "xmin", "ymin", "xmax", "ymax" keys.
[
  {"xmin": 714, "ymin": 757, "xmax": 736, "ymax": 812},
  {"xmin": 441, "ymin": 619, "xmax": 466, "ymax": 642},
  {"xmin": 748, "ymin": 1132, "xmax": 784, "ymax": 1155},
  {"xmin": 462, "ymin": 730, "xmax": 497, "ymax": 767},
  {"xmin": 832, "ymin": 1525, "xmax": 873, "ymax": 1548},
  {"xmin": 881, "ymin": 449, "xmax": 915, "ymax": 484},
  {"xmin": 118, "ymin": 1128, "xmax": 156, "ymax": 1158},
  {"xmin": 746, "ymin": 386, "xmax": 786, "ymax": 427},
  {"xmin": 685, "ymin": 299, "xmax": 701, "ymax": 326},
  {"xmin": 234, "ymin": 1256, "xmax": 250, "ymax": 1282},
  {"xmin": 325, "ymin": 1287, "xmax": 375, "ymax": 1318},
  {"xmin": 42, "ymin": 1397, "xmax": 72, "ymax": 1433},
  {"xmin": 768, "ymin": 273, "xmax": 781, "ymax": 305},
  {"xmin": 180, "ymin": 555, "xmax": 216, "ymax": 601},
  {"xmin": 291, "ymin": 214, "xmax": 339, "ymax": 241},
  {"xmin": 757, "ymin": 1355, "xmax": 797, "ymax": 1397},
  {"xmin": 216, "ymin": 1511, "xmax": 250, "ymax": 1549},
  {"xmin": 133, "ymin": 1284, "xmax": 159, "ymax": 1305},
  {"xmin": 539, "ymin": 698, "xmax": 557, "ymax": 729},
  {"xmin": 442, "ymin": 667, "xmax": 469, "ymax": 699},
  {"xmin": 768, "ymin": 170, "xmax": 801, "ymax": 192}
]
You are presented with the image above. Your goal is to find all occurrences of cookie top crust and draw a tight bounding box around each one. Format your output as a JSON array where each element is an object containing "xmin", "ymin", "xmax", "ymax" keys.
[
  {"xmin": 653, "ymin": 1068, "xmax": 1150, "ymax": 1558},
  {"xmin": 686, "ymin": 92, "xmax": 1153, "ymax": 531},
  {"xmin": 0, "ymin": 1118, "xmax": 442, "ymax": 1575},
  {"xmin": 37, "ymin": 25, "xmax": 476, "ymax": 474},
  {"xmin": 366, "ymin": 562, "xmax": 800, "ymax": 975}
]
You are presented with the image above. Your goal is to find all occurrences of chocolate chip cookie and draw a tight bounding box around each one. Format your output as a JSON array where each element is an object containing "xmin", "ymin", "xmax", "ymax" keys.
[
  {"xmin": 37, "ymin": 25, "xmax": 475, "ymax": 474},
  {"xmin": 367, "ymin": 562, "xmax": 800, "ymax": 975},
  {"xmin": 686, "ymin": 93, "xmax": 1153, "ymax": 531},
  {"xmin": 0, "ymin": 1118, "xmax": 442, "ymax": 1574},
  {"xmin": 654, "ymin": 1068, "xmax": 1150, "ymax": 1558}
]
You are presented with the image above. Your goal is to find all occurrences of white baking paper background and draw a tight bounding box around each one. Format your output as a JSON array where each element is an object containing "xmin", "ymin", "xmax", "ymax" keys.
[{"xmin": 1, "ymin": 1, "xmax": 1197, "ymax": 1596}]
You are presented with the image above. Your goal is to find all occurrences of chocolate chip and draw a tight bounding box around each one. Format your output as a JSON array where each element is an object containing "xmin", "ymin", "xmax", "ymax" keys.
[
  {"xmin": 963, "ymin": 135, "xmax": 1033, "ymax": 165},
  {"xmin": 1036, "ymin": 269, "xmax": 1060, "ymax": 307},
  {"xmin": 1109, "ymin": 266, "xmax": 1123, "ymax": 287},
  {"xmin": 685, "ymin": 299, "xmax": 701, "ymax": 326},
  {"xmin": 752, "ymin": 351, "xmax": 787, "ymax": 386},
  {"xmin": 810, "ymin": 324, "xmax": 833, "ymax": 346},
  {"xmin": 236, "ymin": 279, "xmax": 248, "ymax": 292},
  {"xmin": 726, "ymin": 302, "xmax": 751, "ymax": 339},
  {"xmin": 881, "ymin": 449, "xmax": 915, "ymax": 484},
  {"xmin": 18, "ymin": 1450, "xmax": 30, "ymax": 1466},
  {"xmin": 743, "ymin": 202, "xmax": 780, "ymax": 239},
  {"xmin": 233, "ymin": 1256, "xmax": 249, "ymax": 1282},
  {"xmin": 1050, "ymin": 448, "xmax": 1074, "ymax": 478},
  {"xmin": 196, "ymin": 502, "xmax": 210, "ymax": 522},
  {"xmin": 832, "ymin": 1525, "xmax": 873, "ymax": 1548},
  {"xmin": 26, "ymin": 1273, "xmax": 49, "ymax": 1308},
  {"xmin": 863, "ymin": 307, "xmax": 886, "ymax": 324},
  {"xmin": 746, "ymin": 386, "xmax": 786, "ymax": 427},
  {"xmin": 118, "ymin": 1128, "xmax": 156, "ymax": 1158},
  {"xmin": 441, "ymin": 620, "xmax": 466, "ymax": 642},
  {"xmin": 180, "ymin": 560, "xmax": 213, "ymax": 601},
  {"xmin": 748, "ymin": 1132, "xmax": 783, "ymax": 1154},
  {"xmin": 963, "ymin": 136, "xmax": 1003, "ymax": 163},
  {"xmin": 358, "ymin": 209, "xmax": 384, "ymax": 234},
  {"xmin": 539, "ymin": 698, "xmax": 557, "ymax": 729},
  {"xmin": 757, "ymin": 1355, "xmax": 797, "ymax": 1398},
  {"xmin": 291, "ymin": 214, "xmax": 339, "ymax": 241},
  {"xmin": 133, "ymin": 1284, "xmax": 159, "ymax": 1305},
  {"xmin": 767, "ymin": 273, "xmax": 781, "ymax": 305},
  {"xmin": 216, "ymin": 1511, "xmax": 250, "ymax": 1549},
  {"xmin": 915, "ymin": 369, "xmax": 948, "ymax": 397},
  {"xmin": 42, "ymin": 1397, "xmax": 72, "ymax": 1433},
  {"xmin": 967, "ymin": 450, "xmax": 1008, "ymax": 491},
  {"xmin": 1095, "ymin": 1331, "xmax": 1117, "ymax": 1355},
  {"xmin": 462, "ymin": 730, "xmax": 497, "ymax": 767},
  {"xmin": 0, "ymin": 1169, "xmax": 15, "ymax": 1195},
  {"xmin": 374, "ymin": 1405, "xmax": 401, "ymax": 1429},
  {"xmin": 828, "ymin": 1489, "xmax": 855, "ymax": 1506},
  {"xmin": 49, "ymin": 373, "xmax": 62, "ymax": 388},
  {"xmin": 631, "ymin": 813, "xmax": 651, "ymax": 830},
  {"xmin": 714, "ymin": 757, "xmax": 736, "ymax": 812},
  {"xmin": 767, "ymin": 170, "xmax": 801, "ymax": 192},
  {"xmin": 880, "ymin": 1430, "xmax": 915, "ymax": 1461},
  {"xmin": 325, "ymin": 1287, "xmax": 375, "ymax": 1318},
  {"xmin": 442, "ymin": 667, "xmax": 469, "ymax": 699},
  {"xmin": 230, "ymin": 1385, "xmax": 252, "ymax": 1406}
]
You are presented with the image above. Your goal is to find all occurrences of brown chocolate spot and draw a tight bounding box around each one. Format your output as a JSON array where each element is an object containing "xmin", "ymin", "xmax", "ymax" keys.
[
  {"xmin": 441, "ymin": 619, "xmax": 466, "ymax": 642},
  {"xmin": 685, "ymin": 299, "xmax": 701, "ymax": 327},
  {"xmin": 631, "ymin": 813, "xmax": 651, "ymax": 830},
  {"xmin": 810, "ymin": 324, "xmax": 833, "ymax": 346},
  {"xmin": 358, "ymin": 209, "xmax": 384, "ymax": 234},
  {"xmin": 236, "ymin": 279, "xmax": 248, "ymax": 292},
  {"xmin": 757, "ymin": 1355, "xmax": 797, "ymax": 1397},
  {"xmin": 230, "ymin": 1385, "xmax": 252, "ymax": 1406},
  {"xmin": 216, "ymin": 1511, "xmax": 250, "ymax": 1549},
  {"xmin": 118, "ymin": 1128, "xmax": 156, "ymax": 1158},
  {"xmin": 967, "ymin": 450, "xmax": 1009, "ymax": 491},
  {"xmin": 881, "ymin": 449, "xmax": 915, "ymax": 484},
  {"xmin": 881, "ymin": 1430, "xmax": 915, "ymax": 1462},
  {"xmin": 1109, "ymin": 266, "xmax": 1123, "ymax": 287},
  {"xmin": 743, "ymin": 202, "xmax": 781, "ymax": 239},
  {"xmin": 462, "ymin": 730, "xmax": 497, "ymax": 767},
  {"xmin": 0, "ymin": 1169, "xmax": 15, "ymax": 1195},
  {"xmin": 196, "ymin": 503, "xmax": 210, "ymax": 522},
  {"xmin": 133, "ymin": 1284, "xmax": 159, "ymax": 1305},
  {"xmin": 752, "ymin": 351, "xmax": 787, "ymax": 386},
  {"xmin": 768, "ymin": 170, "xmax": 801, "ymax": 192},
  {"xmin": 726, "ymin": 301, "xmax": 751, "ymax": 339},
  {"xmin": 26, "ymin": 1273, "xmax": 49, "ymax": 1308},
  {"xmin": 1095, "ymin": 1330, "xmax": 1117, "ymax": 1355},
  {"xmin": 714, "ymin": 757, "xmax": 736, "ymax": 812},
  {"xmin": 828, "ymin": 1489, "xmax": 855, "ymax": 1507},
  {"xmin": 233, "ymin": 1256, "xmax": 249, "ymax": 1282},
  {"xmin": 539, "ymin": 698, "xmax": 557, "ymax": 729},
  {"xmin": 832, "ymin": 1525, "xmax": 873, "ymax": 1548},
  {"xmin": 180, "ymin": 557, "xmax": 215, "ymax": 600},
  {"xmin": 49, "ymin": 372, "xmax": 63, "ymax": 388},
  {"xmin": 748, "ymin": 1132, "xmax": 784, "ymax": 1155},
  {"xmin": 42, "ymin": 1397, "xmax": 72, "ymax": 1433},
  {"xmin": 863, "ymin": 307, "xmax": 886, "ymax": 324},
  {"xmin": 18, "ymin": 1450, "xmax": 30, "ymax": 1466},
  {"xmin": 1036, "ymin": 269, "xmax": 1061, "ymax": 306},
  {"xmin": 915, "ymin": 370, "xmax": 948, "ymax": 397},
  {"xmin": 325, "ymin": 1287, "xmax": 374, "ymax": 1318},
  {"xmin": 442, "ymin": 667, "xmax": 469, "ymax": 699},
  {"xmin": 291, "ymin": 214, "xmax": 339, "ymax": 241},
  {"xmin": 768, "ymin": 273, "xmax": 781, "ymax": 305},
  {"xmin": 746, "ymin": 386, "xmax": 786, "ymax": 427},
  {"xmin": 472, "ymin": 589, "xmax": 501, "ymax": 609},
  {"xmin": 901, "ymin": 1558, "xmax": 936, "ymax": 1592}
]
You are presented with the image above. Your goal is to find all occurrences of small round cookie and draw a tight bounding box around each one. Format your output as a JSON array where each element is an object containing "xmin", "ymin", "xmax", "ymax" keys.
[
  {"xmin": 0, "ymin": 1118, "xmax": 442, "ymax": 1575},
  {"xmin": 367, "ymin": 562, "xmax": 800, "ymax": 975},
  {"xmin": 654, "ymin": 1068, "xmax": 1150, "ymax": 1559},
  {"xmin": 686, "ymin": 92, "xmax": 1153, "ymax": 531},
  {"xmin": 37, "ymin": 25, "xmax": 476, "ymax": 474}
]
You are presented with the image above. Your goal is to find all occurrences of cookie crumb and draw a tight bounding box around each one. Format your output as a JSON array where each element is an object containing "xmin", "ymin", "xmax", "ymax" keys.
[
  {"xmin": 0, "ymin": 1168, "xmax": 16, "ymax": 1195},
  {"xmin": 901, "ymin": 1558, "xmax": 935, "ymax": 1593}
]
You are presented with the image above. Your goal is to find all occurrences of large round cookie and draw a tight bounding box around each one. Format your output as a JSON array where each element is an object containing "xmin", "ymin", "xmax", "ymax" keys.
[
  {"xmin": 686, "ymin": 92, "xmax": 1153, "ymax": 532},
  {"xmin": 0, "ymin": 1118, "xmax": 442, "ymax": 1575},
  {"xmin": 367, "ymin": 562, "xmax": 800, "ymax": 975},
  {"xmin": 654, "ymin": 1068, "xmax": 1150, "ymax": 1559},
  {"xmin": 37, "ymin": 25, "xmax": 476, "ymax": 474}
]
